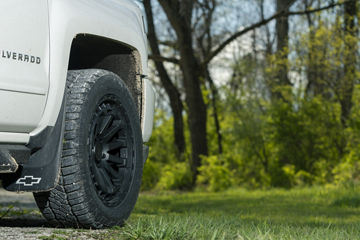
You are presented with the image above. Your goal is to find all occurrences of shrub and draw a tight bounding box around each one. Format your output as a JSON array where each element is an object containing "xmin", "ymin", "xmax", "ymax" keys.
[
  {"xmin": 141, "ymin": 159, "xmax": 161, "ymax": 191},
  {"xmin": 197, "ymin": 155, "xmax": 233, "ymax": 192},
  {"xmin": 156, "ymin": 162, "xmax": 193, "ymax": 190},
  {"xmin": 333, "ymin": 153, "xmax": 360, "ymax": 188},
  {"xmin": 294, "ymin": 170, "xmax": 314, "ymax": 186}
]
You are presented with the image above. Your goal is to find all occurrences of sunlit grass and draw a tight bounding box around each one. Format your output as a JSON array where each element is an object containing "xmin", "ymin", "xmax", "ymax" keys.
[{"xmin": 108, "ymin": 186, "xmax": 360, "ymax": 240}]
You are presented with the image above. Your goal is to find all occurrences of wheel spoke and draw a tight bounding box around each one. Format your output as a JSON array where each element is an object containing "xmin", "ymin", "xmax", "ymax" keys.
[
  {"xmin": 98, "ymin": 115, "xmax": 113, "ymax": 135},
  {"xmin": 107, "ymin": 154, "xmax": 126, "ymax": 166},
  {"xmin": 100, "ymin": 168, "xmax": 115, "ymax": 194},
  {"xmin": 102, "ymin": 161, "xmax": 121, "ymax": 179},
  {"xmin": 107, "ymin": 138, "xmax": 127, "ymax": 150},
  {"xmin": 100, "ymin": 120, "xmax": 123, "ymax": 143},
  {"xmin": 93, "ymin": 163, "xmax": 114, "ymax": 194}
]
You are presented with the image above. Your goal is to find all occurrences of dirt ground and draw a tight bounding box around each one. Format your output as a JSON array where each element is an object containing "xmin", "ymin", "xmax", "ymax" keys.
[{"xmin": 0, "ymin": 189, "xmax": 105, "ymax": 240}]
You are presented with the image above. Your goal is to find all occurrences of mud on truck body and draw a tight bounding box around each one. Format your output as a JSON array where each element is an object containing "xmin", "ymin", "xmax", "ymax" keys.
[{"xmin": 0, "ymin": 0, "xmax": 155, "ymax": 228}]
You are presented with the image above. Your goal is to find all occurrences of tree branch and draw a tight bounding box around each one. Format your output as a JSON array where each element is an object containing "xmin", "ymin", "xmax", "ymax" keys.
[
  {"xmin": 149, "ymin": 54, "xmax": 180, "ymax": 64},
  {"xmin": 203, "ymin": 0, "xmax": 345, "ymax": 65},
  {"xmin": 287, "ymin": 1, "xmax": 344, "ymax": 16}
]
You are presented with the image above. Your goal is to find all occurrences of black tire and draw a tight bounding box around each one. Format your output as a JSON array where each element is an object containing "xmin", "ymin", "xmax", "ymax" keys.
[{"xmin": 34, "ymin": 69, "xmax": 143, "ymax": 228}]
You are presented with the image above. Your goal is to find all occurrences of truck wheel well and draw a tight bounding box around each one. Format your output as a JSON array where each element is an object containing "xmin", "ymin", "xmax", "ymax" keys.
[{"xmin": 68, "ymin": 34, "xmax": 142, "ymax": 112}]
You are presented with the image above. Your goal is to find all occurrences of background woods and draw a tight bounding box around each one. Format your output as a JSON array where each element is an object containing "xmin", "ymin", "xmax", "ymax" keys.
[{"xmin": 141, "ymin": 0, "xmax": 360, "ymax": 191}]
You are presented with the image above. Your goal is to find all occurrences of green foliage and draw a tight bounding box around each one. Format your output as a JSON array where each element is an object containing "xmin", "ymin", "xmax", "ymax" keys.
[
  {"xmin": 141, "ymin": 110, "xmax": 192, "ymax": 191},
  {"xmin": 332, "ymin": 86, "xmax": 360, "ymax": 187},
  {"xmin": 141, "ymin": 159, "xmax": 161, "ymax": 191},
  {"xmin": 333, "ymin": 157, "xmax": 360, "ymax": 188},
  {"xmin": 156, "ymin": 162, "xmax": 192, "ymax": 190},
  {"xmin": 142, "ymin": 9, "xmax": 360, "ymax": 192},
  {"xmin": 145, "ymin": 86, "xmax": 359, "ymax": 191},
  {"xmin": 216, "ymin": 83, "xmax": 346, "ymax": 189},
  {"xmin": 269, "ymin": 97, "xmax": 342, "ymax": 185},
  {"xmin": 147, "ymin": 110, "xmax": 178, "ymax": 165},
  {"xmin": 197, "ymin": 155, "xmax": 234, "ymax": 192}
]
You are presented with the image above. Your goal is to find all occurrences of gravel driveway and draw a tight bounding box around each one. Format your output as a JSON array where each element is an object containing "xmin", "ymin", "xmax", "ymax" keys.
[{"xmin": 0, "ymin": 189, "xmax": 106, "ymax": 240}]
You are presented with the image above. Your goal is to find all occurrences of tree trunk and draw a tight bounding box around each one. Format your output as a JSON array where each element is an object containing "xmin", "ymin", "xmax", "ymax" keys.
[
  {"xmin": 305, "ymin": 0, "xmax": 328, "ymax": 98},
  {"xmin": 340, "ymin": 0, "xmax": 357, "ymax": 127},
  {"xmin": 180, "ymin": 40, "xmax": 208, "ymax": 184},
  {"xmin": 305, "ymin": 0, "xmax": 318, "ymax": 97},
  {"xmin": 205, "ymin": 68, "xmax": 223, "ymax": 154},
  {"xmin": 159, "ymin": 0, "xmax": 208, "ymax": 184},
  {"xmin": 274, "ymin": 0, "xmax": 293, "ymax": 100},
  {"xmin": 144, "ymin": 0, "xmax": 186, "ymax": 156}
]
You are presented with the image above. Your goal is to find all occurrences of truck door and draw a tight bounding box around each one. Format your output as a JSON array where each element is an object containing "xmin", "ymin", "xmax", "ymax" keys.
[{"xmin": 0, "ymin": 0, "xmax": 49, "ymax": 133}]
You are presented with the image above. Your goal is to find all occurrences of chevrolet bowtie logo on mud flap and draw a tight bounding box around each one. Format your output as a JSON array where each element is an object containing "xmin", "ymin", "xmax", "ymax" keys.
[{"xmin": 16, "ymin": 176, "xmax": 42, "ymax": 186}]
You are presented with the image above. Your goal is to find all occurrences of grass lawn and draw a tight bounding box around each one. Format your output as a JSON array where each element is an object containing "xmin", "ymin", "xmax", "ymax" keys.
[{"xmin": 57, "ymin": 187, "xmax": 360, "ymax": 239}]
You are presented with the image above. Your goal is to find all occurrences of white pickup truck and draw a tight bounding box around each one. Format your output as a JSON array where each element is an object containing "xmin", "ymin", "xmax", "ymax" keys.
[{"xmin": 0, "ymin": 0, "xmax": 155, "ymax": 228}]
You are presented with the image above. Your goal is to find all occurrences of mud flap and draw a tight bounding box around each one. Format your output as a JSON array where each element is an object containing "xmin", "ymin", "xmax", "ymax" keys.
[{"xmin": 2, "ymin": 99, "xmax": 65, "ymax": 192}]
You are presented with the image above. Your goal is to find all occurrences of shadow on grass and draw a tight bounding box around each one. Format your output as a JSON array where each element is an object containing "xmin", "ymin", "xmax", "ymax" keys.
[{"xmin": 331, "ymin": 195, "xmax": 360, "ymax": 208}]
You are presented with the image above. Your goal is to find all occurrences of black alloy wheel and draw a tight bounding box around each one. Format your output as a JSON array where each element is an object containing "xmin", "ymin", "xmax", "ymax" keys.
[{"xmin": 89, "ymin": 95, "xmax": 134, "ymax": 207}]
